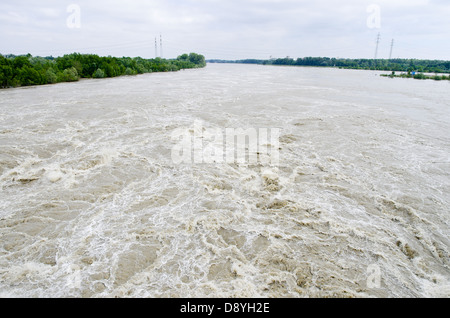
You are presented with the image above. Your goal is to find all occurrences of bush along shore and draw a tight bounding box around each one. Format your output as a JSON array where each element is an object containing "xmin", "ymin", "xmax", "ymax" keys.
[
  {"xmin": 0, "ymin": 52, "xmax": 206, "ymax": 89},
  {"xmin": 380, "ymin": 71, "xmax": 450, "ymax": 81}
]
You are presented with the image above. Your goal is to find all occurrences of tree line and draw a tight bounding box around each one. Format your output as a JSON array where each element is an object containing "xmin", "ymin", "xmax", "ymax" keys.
[
  {"xmin": 208, "ymin": 57, "xmax": 450, "ymax": 76},
  {"xmin": 0, "ymin": 52, "xmax": 206, "ymax": 88}
]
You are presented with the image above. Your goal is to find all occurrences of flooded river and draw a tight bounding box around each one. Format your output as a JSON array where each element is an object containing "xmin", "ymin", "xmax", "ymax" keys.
[{"xmin": 0, "ymin": 63, "xmax": 449, "ymax": 297}]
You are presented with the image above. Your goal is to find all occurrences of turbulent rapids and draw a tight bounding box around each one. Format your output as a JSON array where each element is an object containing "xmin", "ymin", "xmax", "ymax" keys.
[{"xmin": 0, "ymin": 64, "xmax": 449, "ymax": 298}]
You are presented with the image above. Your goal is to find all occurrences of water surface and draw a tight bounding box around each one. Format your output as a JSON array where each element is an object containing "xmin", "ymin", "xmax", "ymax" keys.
[{"xmin": 0, "ymin": 64, "xmax": 449, "ymax": 297}]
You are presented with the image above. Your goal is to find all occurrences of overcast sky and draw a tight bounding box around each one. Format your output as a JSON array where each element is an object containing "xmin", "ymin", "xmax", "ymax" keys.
[{"xmin": 1, "ymin": 0, "xmax": 449, "ymax": 60}]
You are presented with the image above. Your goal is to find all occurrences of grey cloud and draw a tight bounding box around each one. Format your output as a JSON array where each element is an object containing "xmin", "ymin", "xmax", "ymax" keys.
[{"xmin": 0, "ymin": 0, "xmax": 448, "ymax": 60}]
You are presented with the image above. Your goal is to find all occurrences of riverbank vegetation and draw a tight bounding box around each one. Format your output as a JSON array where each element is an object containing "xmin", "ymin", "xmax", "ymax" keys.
[
  {"xmin": 208, "ymin": 57, "xmax": 450, "ymax": 81},
  {"xmin": 0, "ymin": 52, "xmax": 206, "ymax": 88},
  {"xmin": 380, "ymin": 71, "xmax": 450, "ymax": 81}
]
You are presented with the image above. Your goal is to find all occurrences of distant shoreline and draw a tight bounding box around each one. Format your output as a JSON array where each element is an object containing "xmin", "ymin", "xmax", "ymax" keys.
[{"xmin": 207, "ymin": 58, "xmax": 450, "ymax": 81}]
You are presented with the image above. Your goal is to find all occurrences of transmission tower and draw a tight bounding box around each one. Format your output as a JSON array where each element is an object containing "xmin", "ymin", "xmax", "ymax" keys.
[
  {"xmin": 160, "ymin": 35, "xmax": 163, "ymax": 59},
  {"xmin": 374, "ymin": 32, "xmax": 381, "ymax": 60},
  {"xmin": 155, "ymin": 37, "xmax": 158, "ymax": 58},
  {"xmin": 389, "ymin": 39, "xmax": 394, "ymax": 60}
]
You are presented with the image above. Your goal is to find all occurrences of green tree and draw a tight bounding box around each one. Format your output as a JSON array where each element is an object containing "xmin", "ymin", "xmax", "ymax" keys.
[
  {"xmin": 124, "ymin": 67, "xmax": 136, "ymax": 75},
  {"xmin": 188, "ymin": 53, "xmax": 206, "ymax": 67},
  {"xmin": 46, "ymin": 68, "xmax": 58, "ymax": 84},
  {"xmin": 60, "ymin": 67, "xmax": 79, "ymax": 82},
  {"xmin": 17, "ymin": 66, "xmax": 42, "ymax": 86},
  {"xmin": 178, "ymin": 54, "xmax": 189, "ymax": 61},
  {"xmin": 135, "ymin": 63, "xmax": 148, "ymax": 74},
  {"xmin": 93, "ymin": 68, "xmax": 106, "ymax": 78},
  {"xmin": 0, "ymin": 56, "xmax": 14, "ymax": 87},
  {"xmin": 413, "ymin": 73, "xmax": 426, "ymax": 80},
  {"xmin": 72, "ymin": 60, "xmax": 83, "ymax": 76},
  {"xmin": 13, "ymin": 56, "xmax": 31, "ymax": 69}
]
